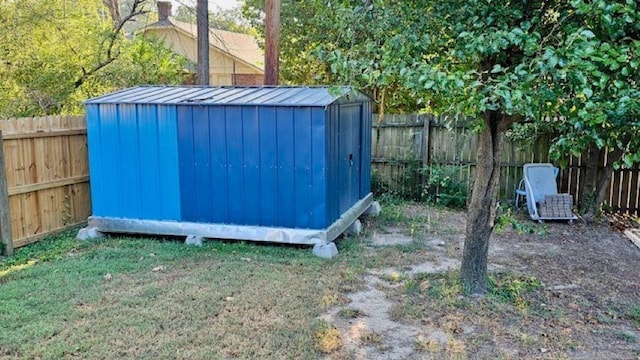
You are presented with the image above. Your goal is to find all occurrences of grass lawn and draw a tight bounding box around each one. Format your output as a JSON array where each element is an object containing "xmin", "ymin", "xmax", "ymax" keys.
[
  {"xmin": 1, "ymin": 200, "xmax": 639, "ymax": 359},
  {"xmin": 0, "ymin": 230, "xmax": 370, "ymax": 359}
]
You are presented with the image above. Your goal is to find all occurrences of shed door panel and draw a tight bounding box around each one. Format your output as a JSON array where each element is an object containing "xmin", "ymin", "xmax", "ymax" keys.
[{"xmin": 339, "ymin": 104, "xmax": 362, "ymax": 214}]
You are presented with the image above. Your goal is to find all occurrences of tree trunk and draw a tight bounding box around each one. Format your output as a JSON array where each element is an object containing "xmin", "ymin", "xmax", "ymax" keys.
[
  {"xmin": 578, "ymin": 144, "xmax": 599, "ymax": 218},
  {"xmin": 579, "ymin": 147, "xmax": 622, "ymax": 221},
  {"xmin": 461, "ymin": 110, "xmax": 510, "ymax": 295}
]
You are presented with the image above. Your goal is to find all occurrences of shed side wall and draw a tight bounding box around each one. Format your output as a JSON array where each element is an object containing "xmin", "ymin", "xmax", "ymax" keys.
[
  {"xmin": 86, "ymin": 103, "xmax": 181, "ymax": 220},
  {"xmin": 326, "ymin": 102, "xmax": 371, "ymax": 224},
  {"xmin": 326, "ymin": 105, "xmax": 340, "ymax": 224},
  {"xmin": 177, "ymin": 105, "xmax": 328, "ymax": 229}
]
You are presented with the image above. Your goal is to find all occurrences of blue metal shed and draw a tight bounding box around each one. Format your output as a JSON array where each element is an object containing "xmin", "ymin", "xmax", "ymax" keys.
[{"xmin": 83, "ymin": 86, "xmax": 376, "ymax": 247}]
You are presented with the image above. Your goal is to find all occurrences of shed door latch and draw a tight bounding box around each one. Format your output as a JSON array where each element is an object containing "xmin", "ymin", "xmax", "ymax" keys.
[{"xmin": 349, "ymin": 154, "xmax": 354, "ymax": 166}]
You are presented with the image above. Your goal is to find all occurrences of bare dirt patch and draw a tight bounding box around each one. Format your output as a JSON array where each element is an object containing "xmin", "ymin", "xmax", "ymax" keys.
[{"xmin": 322, "ymin": 203, "xmax": 640, "ymax": 359}]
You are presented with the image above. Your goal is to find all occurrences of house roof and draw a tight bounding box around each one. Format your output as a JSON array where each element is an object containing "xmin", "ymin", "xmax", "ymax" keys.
[
  {"xmin": 141, "ymin": 19, "xmax": 264, "ymax": 72},
  {"xmin": 85, "ymin": 86, "xmax": 371, "ymax": 107}
]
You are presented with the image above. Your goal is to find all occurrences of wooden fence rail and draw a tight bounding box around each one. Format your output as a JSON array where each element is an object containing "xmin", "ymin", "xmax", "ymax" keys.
[
  {"xmin": 372, "ymin": 114, "xmax": 640, "ymax": 215},
  {"xmin": 0, "ymin": 116, "xmax": 90, "ymax": 253}
]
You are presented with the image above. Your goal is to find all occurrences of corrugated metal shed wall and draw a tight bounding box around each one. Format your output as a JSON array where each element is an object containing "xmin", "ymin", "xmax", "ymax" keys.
[
  {"xmin": 325, "ymin": 102, "xmax": 372, "ymax": 222},
  {"xmin": 175, "ymin": 104, "xmax": 329, "ymax": 228},
  {"xmin": 86, "ymin": 103, "xmax": 182, "ymax": 221},
  {"xmin": 85, "ymin": 86, "xmax": 371, "ymax": 230}
]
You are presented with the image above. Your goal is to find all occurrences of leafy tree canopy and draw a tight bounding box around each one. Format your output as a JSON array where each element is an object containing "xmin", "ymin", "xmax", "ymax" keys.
[
  {"xmin": 242, "ymin": 0, "xmax": 421, "ymax": 113},
  {"xmin": 0, "ymin": 0, "xmax": 190, "ymax": 117},
  {"xmin": 274, "ymin": 0, "xmax": 638, "ymax": 293}
]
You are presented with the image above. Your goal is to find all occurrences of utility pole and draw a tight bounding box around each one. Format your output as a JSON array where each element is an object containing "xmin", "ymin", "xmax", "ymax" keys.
[
  {"xmin": 197, "ymin": 0, "xmax": 210, "ymax": 85},
  {"xmin": 265, "ymin": 0, "xmax": 280, "ymax": 85}
]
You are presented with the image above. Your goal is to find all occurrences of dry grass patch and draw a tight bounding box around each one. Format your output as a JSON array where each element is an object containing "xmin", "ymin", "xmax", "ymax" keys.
[{"xmin": 314, "ymin": 320, "xmax": 342, "ymax": 353}]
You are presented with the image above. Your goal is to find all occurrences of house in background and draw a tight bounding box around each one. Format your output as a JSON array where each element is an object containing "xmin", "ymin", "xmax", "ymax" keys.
[{"xmin": 141, "ymin": 2, "xmax": 264, "ymax": 86}]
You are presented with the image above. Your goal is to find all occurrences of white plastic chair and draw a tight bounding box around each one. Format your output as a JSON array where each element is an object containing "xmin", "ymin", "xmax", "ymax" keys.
[{"xmin": 515, "ymin": 163, "xmax": 577, "ymax": 223}]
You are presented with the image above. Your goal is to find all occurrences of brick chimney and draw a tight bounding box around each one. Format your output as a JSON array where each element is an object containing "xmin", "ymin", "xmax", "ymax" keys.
[{"xmin": 157, "ymin": 1, "xmax": 172, "ymax": 21}]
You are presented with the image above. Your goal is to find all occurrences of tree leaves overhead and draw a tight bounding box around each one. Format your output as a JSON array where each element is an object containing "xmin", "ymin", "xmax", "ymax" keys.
[
  {"xmin": 274, "ymin": 0, "xmax": 638, "ymax": 167},
  {"xmin": 0, "ymin": 0, "xmax": 189, "ymax": 117},
  {"xmin": 242, "ymin": 0, "xmax": 422, "ymax": 113},
  {"xmin": 248, "ymin": 0, "xmax": 639, "ymax": 292}
]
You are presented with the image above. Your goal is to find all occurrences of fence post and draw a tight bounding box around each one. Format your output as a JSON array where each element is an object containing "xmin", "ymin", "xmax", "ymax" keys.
[{"xmin": 0, "ymin": 131, "xmax": 14, "ymax": 256}]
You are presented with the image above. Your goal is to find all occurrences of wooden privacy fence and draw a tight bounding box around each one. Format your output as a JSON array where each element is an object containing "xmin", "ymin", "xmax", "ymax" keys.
[
  {"xmin": 372, "ymin": 114, "xmax": 640, "ymax": 215},
  {"xmin": 0, "ymin": 116, "xmax": 90, "ymax": 254},
  {"xmin": 1, "ymin": 113, "xmax": 638, "ymax": 254}
]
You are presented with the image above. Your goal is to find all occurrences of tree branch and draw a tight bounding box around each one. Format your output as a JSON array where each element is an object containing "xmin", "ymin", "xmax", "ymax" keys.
[{"xmin": 74, "ymin": 0, "xmax": 148, "ymax": 89}]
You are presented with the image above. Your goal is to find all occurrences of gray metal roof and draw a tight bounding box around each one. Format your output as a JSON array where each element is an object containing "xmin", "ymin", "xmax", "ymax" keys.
[{"xmin": 85, "ymin": 86, "xmax": 371, "ymax": 107}]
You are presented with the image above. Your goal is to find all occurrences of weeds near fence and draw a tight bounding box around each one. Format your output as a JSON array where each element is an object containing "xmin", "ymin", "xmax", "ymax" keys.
[
  {"xmin": 372, "ymin": 164, "xmax": 468, "ymax": 210},
  {"xmin": 494, "ymin": 205, "xmax": 549, "ymax": 236},
  {"xmin": 371, "ymin": 161, "xmax": 424, "ymax": 200},
  {"xmin": 422, "ymin": 165, "xmax": 468, "ymax": 209}
]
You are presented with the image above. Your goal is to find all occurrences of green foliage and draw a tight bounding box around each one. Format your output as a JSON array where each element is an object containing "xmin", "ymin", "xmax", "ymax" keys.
[
  {"xmin": 494, "ymin": 205, "xmax": 548, "ymax": 236},
  {"xmin": 413, "ymin": 270, "xmax": 467, "ymax": 309},
  {"xmin": 338, "ymin": 307, "xmax": 364, "ymax": 319},
  {"xmin": 423, "ymin": 165, "xmax": 468, "ymax": 209},
  {"xmin": 371, "ymin": 163, "xmax": 423, "ymax": 201},
  {"xmin": 372, "ymin": 164, "xmax": 468, "ymax": 209},
  {"xmin": 309, "ymin": 0, "xmax": 639, "ymax": 188},
  {"xmin": 489, "ymin": 272, "xmax": 542, "ymax": 311},
  {"xmin": 0, "ymin": 228, "xmax": 83, "ymax": 272},
  {"xmin": 0, "ymin": 0, "xmax": 189, "ymax": 117},
  {"xmin": 309, "ymin": 0, "xmax": 638, "ymax": 292},
  {"xmin": 626, "ymin": 306, "xmax": 640, "ymax": 327},
  {"xmin": 241, "ymin": 0, "xmax": 420, "ymax": 112}
]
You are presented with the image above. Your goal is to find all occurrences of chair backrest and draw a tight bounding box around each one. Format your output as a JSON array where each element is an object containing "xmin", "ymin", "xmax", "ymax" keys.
[{"xmin": 524, "ymin": 163, "xmax": 558, "ymax": 203}]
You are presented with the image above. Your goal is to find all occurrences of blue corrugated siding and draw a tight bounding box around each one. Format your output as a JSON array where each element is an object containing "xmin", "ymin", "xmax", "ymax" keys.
[
  {"xmin": 293, "ymin": 107, "xmax": 313, "ymax": 228},
  {"xmin": 98, "ymin": 104, "xmax": 121, "ymax": 217},
  {"xmin": 87, "ymin": 103, "xmax": 181, "ymax": 220},
  {"xmin": 137, "ymin": 104, "xmax": 161, "ymax": 219},
  {"xmin": 86, "ymin": 105, "xmax": 104, "ymax": 216},
  {"xmin": 174, "ymin": 104, "xmax": 328, "ymax": 228},
  {"xmin": 338, "ymin": 105, "xmax": 350, "ymax": 214},
  {"xmin": 178, "ymin": 105, "xmax": 197, "ymax": 221},
  {"xmin": 156, "ymin": 106, "xmax": 182, "ymax": 220},
  {"xmin": 276, "ymin": 107, "xmax": 296, "ymax": 227},
  {"xmin": 258, "ymin": 107, "xmax": 278, "ymax": 226},
  {"xmin": 193, "ymin": 106, "xmax": 214, "ymax": 222},
  {"xmin": 209, "ymin": 106, "xmax": 229, "ymax": 222},
  {"xmin": 311, "ymin": 108, "xmax": 327, "ymax": 228},
  {"xmin": 325, "ymin": 103, "xmax": 367, "ymax": 224},
  {"xmin": 242, "ymin": 106, "xmax": 261, "ymax": 225},
  {"xmin": 226, "ymin": 106, "xmax": 245, "ymax": 223},
  {"xmin": 119, "ymin": 105, "xmax": 142, "ymax": 218},
  {"xmin": 348, "ymin": 104, "xmax": 363, "ymax": 207},
  {"xmin": 87, "ymin": 87, "xmax": 371, "ymax": 231}
]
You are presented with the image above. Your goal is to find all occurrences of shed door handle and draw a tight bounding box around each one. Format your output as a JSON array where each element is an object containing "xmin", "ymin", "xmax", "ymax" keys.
[{"xmin": 349, "ymin": 154, "xmax": 354, "ymax": 166}]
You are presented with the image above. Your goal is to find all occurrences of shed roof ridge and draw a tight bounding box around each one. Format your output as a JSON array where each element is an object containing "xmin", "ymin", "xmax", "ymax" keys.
[{"xmin": 85, "ymin": 86, "xmax": 370, "ymax": 107}]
